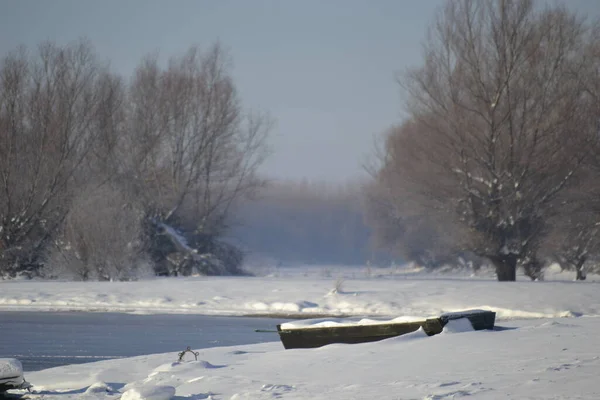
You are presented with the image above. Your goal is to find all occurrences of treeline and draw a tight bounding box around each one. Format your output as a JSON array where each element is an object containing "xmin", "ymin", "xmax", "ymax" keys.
[
  {"xmin": 0, "ymin": 40, "xmax": 270, "ymax": 280},
  {"xmin": 230, "ymin": 180, "xmax": 393, "ymax": 266},
  {"xmin": 5, "ymin": 1, "xmax": 598, "ymax": 283},
  {"xmin": 365, "ymin": 0, "xmax": 600, "ymax": 281}
]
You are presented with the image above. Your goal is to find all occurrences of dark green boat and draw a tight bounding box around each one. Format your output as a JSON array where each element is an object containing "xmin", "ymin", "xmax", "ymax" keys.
[{"xmin": 276, "ymin": 309, "xmax": 496, "ymax": 349}]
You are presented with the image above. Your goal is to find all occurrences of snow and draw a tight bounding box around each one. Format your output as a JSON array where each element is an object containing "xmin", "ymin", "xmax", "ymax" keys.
[
  {"xmin": 3, "ymin": 265, "xmax": 600, "ymax": 398},
  {"xmin": 0, "ymin": 358, "xmax": 26, "ymax": 392},
  {"xmin": 84, "ymin": 381, "xmax": 114, "ymax": 394},
  {"xmin": 441, "ymin": 317, "xmax": 474, "ymax": 333},
  {"xmin": 157, "ymin": 222, "xmax": 195, "ymax": 254},
  {"xmin": 280, "ymin": 315, "xmax": 426, "ymax": 330},
  {"xmin": 121, "ymin": 385, "xmax": 176, "ymax": 400},
  {"xmin": 9, "ymin": 317, "xmax": 600, "ymax": 399},
  {"xmin": 1, "ymin": 265, "xmax": 599, "ymax": 320},
  {"xmin": 0, "ymin": 358, "xmax": 23, "ymax": 380}
]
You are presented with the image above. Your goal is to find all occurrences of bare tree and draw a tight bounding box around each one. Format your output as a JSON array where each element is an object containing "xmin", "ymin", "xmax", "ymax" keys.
[
  {"xmin": 541, "ymin": 170, "xmax": 600, "ymax": 280},
  {"xmin": 0, "ymin": 39, "xmax": 270, "ymax": 280},
  {"xmin": 0, "ymin": 40, "xmax": 111, "ymax": 277},
  {"xmin": 378, "ymin": 0, "xmax": 598, "ymax": 280},
  {"xmin": 81, "ymin": 71, "xmax": 127, "ymax": 185},
  {"xmin": 122, "ymin": 43, "xmax": 271, "ymax": 276},
  {"xmin": 45, "ymin": 184, "xmax": 148, "ymax": 281},
  {"xmin": 538, "ymin": 19, "xmax": 600, "ymax": 281}
]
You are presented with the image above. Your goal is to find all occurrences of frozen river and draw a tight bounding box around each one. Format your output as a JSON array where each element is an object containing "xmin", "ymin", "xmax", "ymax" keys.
[{"xmin": 0, "ymin": 312, "xmax": 291, "ymax": 372}]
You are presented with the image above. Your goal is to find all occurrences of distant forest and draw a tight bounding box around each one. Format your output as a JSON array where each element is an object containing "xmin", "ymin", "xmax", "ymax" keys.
[{"xmin": 229, "ymin": 180, "xmax": 394, "ymax": 266}]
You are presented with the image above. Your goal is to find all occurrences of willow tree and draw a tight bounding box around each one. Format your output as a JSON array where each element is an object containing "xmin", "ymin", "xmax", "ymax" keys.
[
  {"xmin": 379, "ymin": 0, "xmax": 598, "ymax": 280},
  {"xmin": 0, "ymin": 40, "xmax": 114, "ymax": 277},
  {"xmin": 123, "ymin": 44, "xmax": 271, "ymax": 275}
]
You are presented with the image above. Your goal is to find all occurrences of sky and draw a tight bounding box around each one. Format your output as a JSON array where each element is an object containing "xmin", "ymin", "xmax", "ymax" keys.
[{"xmin": 1, "ymin": 0, "xmax": 599, "ymax": 183}]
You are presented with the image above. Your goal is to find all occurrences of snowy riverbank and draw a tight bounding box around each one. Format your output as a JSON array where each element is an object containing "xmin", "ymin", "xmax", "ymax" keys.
[
  {"xmin": 3, "ymin": 265, "xmax": 600, "ymax": 399},
  {"xmin": 1, "ymin": 265, "xmax": 599, "ymax": 320},
  {"xmin": 15, "ymin": 316, "xmax": 600, "ymax": 399}
]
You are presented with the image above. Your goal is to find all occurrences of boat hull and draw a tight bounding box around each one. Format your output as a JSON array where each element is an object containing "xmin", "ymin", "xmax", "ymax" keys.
[{"xmin": 276, "ymin": 310, "xmax": 496, "ymax": 349}]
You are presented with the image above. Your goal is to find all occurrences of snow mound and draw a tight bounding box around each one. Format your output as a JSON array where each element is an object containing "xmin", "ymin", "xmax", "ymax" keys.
[
  {"xmin": 379, "ymin": 326, "xmax": 429, "ymax": 343},
  {"xmin": 121, "ymin": 385, "xmax": 176, "ymax": 400},
  {"xmin": 246, "ymin": 300, "xmax": 320, "ymax": 313},
  {"xmin": 441, "ymin": 318, "xmax": 475, "ymax": 334},
  {"xmin": 85, "ymin": 381, "xmax": 113, "ymax": 394},
  {"xmin": 474, "ymin": 306, "xmax": 579, "ymax": 320},
  {"xmin": 0, "ymin": 358, "xmax": 23, "ymax": 380},
  {"xmin": 280, "ymin": 315, "xmax": 425, "ymax": 330},
  {"xmin": 151, "ymin": 360, "xmax": 222, "ymax": 375}
]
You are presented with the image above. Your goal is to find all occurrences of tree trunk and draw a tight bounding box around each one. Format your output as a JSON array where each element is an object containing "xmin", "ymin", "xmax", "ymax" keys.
[
  {"xmin": 490, "ymin": 255, "xmax": 517, "ymax": 281},
  {"xmin": 575, "ymin": 257, "xmax": 587, "ymax": 281}
]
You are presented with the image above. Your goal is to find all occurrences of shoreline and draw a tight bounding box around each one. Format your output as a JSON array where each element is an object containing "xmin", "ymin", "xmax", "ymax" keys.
[{"xmin": 0, "ymin": 308, "xmax": 358, "ymax": 320}]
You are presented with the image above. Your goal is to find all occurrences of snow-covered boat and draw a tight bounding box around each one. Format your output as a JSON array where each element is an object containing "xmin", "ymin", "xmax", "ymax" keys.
[
  {"xmin": 0, "ymin": 358, "xmax": 31, "ymax": 393},
  {"xmin": 276, "ymin": 309, "xmax": 496, "ymax": 349}
]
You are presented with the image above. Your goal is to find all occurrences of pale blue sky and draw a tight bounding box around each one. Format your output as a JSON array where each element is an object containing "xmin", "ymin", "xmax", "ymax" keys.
[{"xmin": 1, "ymin": 0, "xmax": 598, "ymax": 182}]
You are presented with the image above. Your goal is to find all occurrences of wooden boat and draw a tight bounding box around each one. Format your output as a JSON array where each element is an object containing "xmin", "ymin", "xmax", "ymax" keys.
[{"xmin": 276, "ymin": 309, "xmax": 496, "ymax": 349}]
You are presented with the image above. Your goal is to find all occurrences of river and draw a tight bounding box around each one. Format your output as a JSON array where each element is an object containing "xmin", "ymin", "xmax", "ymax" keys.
[{"xmin": 0, "ymin": 312, "xmax": 291, "ymax": 372}]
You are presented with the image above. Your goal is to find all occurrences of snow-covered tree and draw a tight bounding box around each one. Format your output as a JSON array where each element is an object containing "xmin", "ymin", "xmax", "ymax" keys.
[
  {"xmin": 0, "ymin": 40, "xmax": 271, "ymax": 280},
  {"xmin": 0, "ymin": 40, "xmax": 116, "ymax": 278},
  {"xmin": 375, "ymin": 0, "xmax": 599, "ymax": 280},
  {"xmin": 121, "ymin": 44, "xmax": 270, "ymax": 276}
]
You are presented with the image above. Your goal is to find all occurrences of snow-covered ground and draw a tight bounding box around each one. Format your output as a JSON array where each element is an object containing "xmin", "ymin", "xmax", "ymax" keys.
[
  {"xmin": 3, "ymin": 264, "xmax": 600, "ymax": 399},
  {"xmin": 14, "ymin": 317, "xmax": 600, "ymax": 399},
  {"xmin": 1, "ymin": 264, "xmax": 599, "ymax": 320}
]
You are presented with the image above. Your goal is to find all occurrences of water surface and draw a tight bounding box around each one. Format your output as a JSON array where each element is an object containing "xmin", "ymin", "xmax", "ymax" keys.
[{"xmin": 0, "ymin": 312, "xmax": 289, "ymax": 372}]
